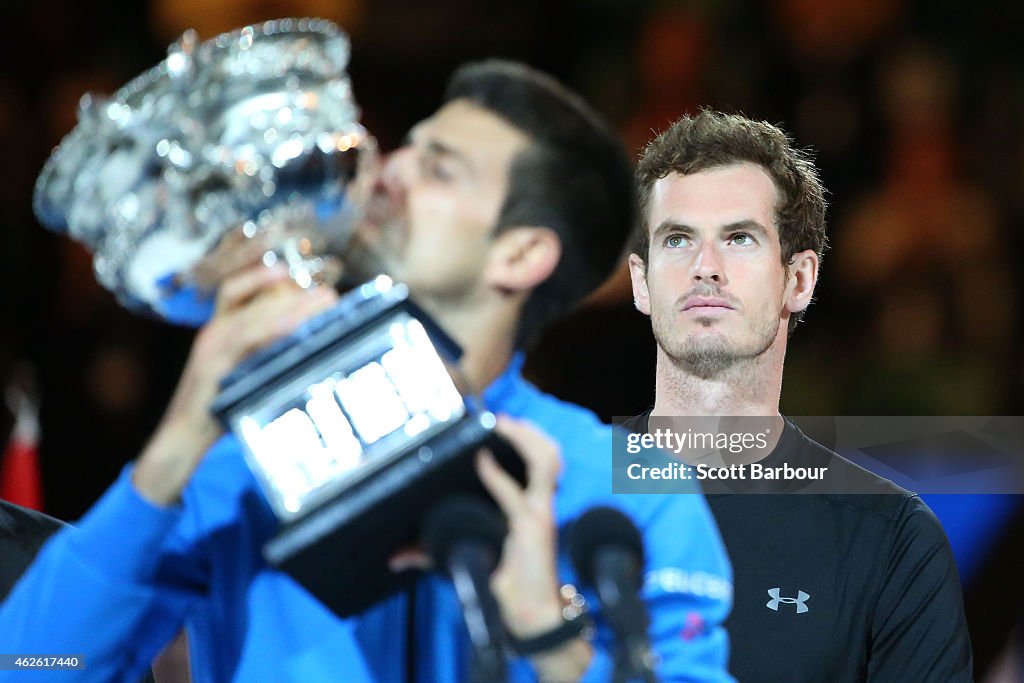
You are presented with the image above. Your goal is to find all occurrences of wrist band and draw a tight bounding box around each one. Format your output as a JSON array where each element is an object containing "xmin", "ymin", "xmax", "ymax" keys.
[{"xmin": 513, "ymin": 612, "xmax": 587, "ymax": 656}]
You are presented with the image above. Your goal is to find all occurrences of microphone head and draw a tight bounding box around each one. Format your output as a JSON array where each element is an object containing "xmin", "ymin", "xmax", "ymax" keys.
[
  {"xmin": 569, "ymin": 506, "xmax": 644, "ymax": 587},
  {"xmin": 422, "ymin": 495, "xmax": 507, "ymax": 573}
]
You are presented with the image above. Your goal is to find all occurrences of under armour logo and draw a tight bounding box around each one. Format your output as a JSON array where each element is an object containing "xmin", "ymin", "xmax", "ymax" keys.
[{"xmin": 766, "ymin": 588, "xmax": 810, "ymax": 613}]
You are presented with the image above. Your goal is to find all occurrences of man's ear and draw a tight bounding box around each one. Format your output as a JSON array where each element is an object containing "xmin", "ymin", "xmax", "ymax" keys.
[
  {"xmin": 628, "ymin": 253, "xmax": 651, "ymax": 316},
  {"xmin": 485, "ymin": 226, "xmax": 561, "ymax": 294},
  {"xmin": 785, "ymin": 249, "xmax": 819, "ymax": 316}
]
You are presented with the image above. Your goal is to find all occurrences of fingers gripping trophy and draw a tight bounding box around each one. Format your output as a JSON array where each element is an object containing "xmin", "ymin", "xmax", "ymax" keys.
[{"xmin": 34, "ymin": 19, "xmax": 524, "ymax": 618}]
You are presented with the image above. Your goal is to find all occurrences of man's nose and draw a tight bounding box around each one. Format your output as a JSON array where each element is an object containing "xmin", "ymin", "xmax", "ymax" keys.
[
  {"xmin": 377, "ymin": 147, "xmax": 413, "ymax": 197},
  {"xmin": 691, "ymin": 241, "xmax": 726, "ymax": 284}
]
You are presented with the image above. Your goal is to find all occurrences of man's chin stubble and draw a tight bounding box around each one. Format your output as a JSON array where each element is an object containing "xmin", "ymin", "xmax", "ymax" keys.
[
  {"xmin": 667, "ymin": 326, "xmax": 779, "ymax": 380},
  {"xmin": 677, "ymin": 341, "xmax": 742, "ymax": 380}
]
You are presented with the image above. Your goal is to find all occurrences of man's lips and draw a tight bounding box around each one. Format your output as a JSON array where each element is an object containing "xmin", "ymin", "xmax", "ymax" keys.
[{"xmin": 682, "ymin": 297, "xmax": 735, "ymax": 312}]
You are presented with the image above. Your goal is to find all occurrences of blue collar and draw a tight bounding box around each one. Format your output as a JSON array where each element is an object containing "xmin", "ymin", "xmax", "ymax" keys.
[{"xmin": 481, "ymin": 352, "xmax": 528, "ymax": 412}]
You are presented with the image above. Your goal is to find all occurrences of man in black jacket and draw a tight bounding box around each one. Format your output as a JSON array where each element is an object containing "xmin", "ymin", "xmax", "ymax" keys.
[
  {"xmin": 623, "ymin": 110, "xmax": 973, "ymax": 682},
  {"xmin": 0, "ymin": 499, "xmax": 64, "ymax": 600},
  {"xmin": 1, "ymin": 500, "xmax": 184, "ymax": 682}
]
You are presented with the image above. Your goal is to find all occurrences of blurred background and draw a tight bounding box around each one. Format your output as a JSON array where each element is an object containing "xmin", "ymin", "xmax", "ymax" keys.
[{"xmin": 0, "ymin": 0, "xmax": 1021, "ymax": 678}]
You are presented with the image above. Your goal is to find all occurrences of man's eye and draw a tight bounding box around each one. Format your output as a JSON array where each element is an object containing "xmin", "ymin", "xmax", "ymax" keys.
[
  {"xmin": 729, "ymin": 233, "xmax": 754, "ymax": 246},
  {"xmin": 431, "ymin": 163, "xmax": 454, "ymax": 181},
  {"xmin": 666, "ymin": 234, "xmax": 688, "ymax": 248},
  {"xmin": 421, "ymin": 158, "xmax": 454, "ymax": 182}
]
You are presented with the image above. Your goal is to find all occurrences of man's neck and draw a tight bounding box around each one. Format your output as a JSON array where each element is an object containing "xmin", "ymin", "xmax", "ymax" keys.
[
  {"xmin": 420, "ymin": 298, "xmax": 518, "ymax": 395},
  {"xmin": 651, "ymin": 342, "xmax": 785, "ymax": 418}
]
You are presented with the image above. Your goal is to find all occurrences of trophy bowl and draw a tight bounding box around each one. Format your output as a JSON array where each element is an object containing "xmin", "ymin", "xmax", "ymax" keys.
[{"xmin": 34, "ymin": 18, "xmax": 379, "ymax": 324}]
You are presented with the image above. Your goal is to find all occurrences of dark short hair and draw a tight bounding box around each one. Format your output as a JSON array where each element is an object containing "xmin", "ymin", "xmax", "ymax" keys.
[
  {"xmin": 634, "ymin": 110, "xmax": 828, "ymax": 332},
  {"xmin": 445, "ymin": 60, "xmax": 636, "ymax": 348}
]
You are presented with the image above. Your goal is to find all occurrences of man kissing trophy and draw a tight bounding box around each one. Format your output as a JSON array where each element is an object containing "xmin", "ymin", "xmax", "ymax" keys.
[{"xmin": 34, "ymin": 18, "xmax": 524, "ymax": 620}]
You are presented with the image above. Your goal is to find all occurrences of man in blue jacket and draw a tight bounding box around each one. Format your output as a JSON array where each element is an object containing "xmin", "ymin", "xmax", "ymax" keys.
[{"xmin": 1, "ymin": 61, "xmax": 733, "ymax": 682}]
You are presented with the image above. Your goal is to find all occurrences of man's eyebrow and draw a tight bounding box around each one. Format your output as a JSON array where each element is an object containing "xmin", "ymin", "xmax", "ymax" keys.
[
  {"xmin": 721, "ymin": 219, "xmax": 770, "ymax": 236},
  {"xmin": 650, "ymin": 218, "xmax": 772, "ymax": 243},
  {"xmin": 424, "ymin": 139, "xmax": 475, "ymax": 175},
  {"xmin": 407, "ymin": 125, "xmax": 475, "ymax": 175},
  {"xmin": 651, "ymin": 220, "xmax": 694, "ymax": 242}
]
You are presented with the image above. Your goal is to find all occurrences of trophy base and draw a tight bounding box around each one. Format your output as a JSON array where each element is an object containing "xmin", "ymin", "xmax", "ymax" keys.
[{"xmin": 263, "ymin": 416, "xmax": 524, "ymax": 617}]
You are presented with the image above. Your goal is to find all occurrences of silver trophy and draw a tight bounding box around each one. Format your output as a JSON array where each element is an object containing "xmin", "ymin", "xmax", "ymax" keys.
[
  {"xmin": 35, "ymin": 18, "xmax": 524, "ymax": 617},
  {"xmin": 34, "ymin": 18, "xmax": 379, "ymax": 323}
]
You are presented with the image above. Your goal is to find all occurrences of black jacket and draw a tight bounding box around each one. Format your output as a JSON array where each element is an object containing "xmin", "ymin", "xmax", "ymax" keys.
[
  {"xmin": 0, "ymin": 500, "xmax": 65, "ymax": 600},
  {"xmin": 621, "ymin": 414, "xmax": 974, "ymax": 683}
]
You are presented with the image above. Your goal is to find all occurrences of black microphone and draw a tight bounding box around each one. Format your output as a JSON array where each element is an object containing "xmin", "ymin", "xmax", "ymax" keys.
[
  {"xmin": 423, "ymin": 495, "xmax": 508, "ymax": 683},
  {"xmin": 570, "ymin": 507, "xmax": 657, "ymax": 683}
]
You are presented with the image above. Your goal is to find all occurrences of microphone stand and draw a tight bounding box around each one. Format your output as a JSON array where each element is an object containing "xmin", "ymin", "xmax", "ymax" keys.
[{"xmin": 448, "ymin": 543, "xmax": 508, "ymax": 683}]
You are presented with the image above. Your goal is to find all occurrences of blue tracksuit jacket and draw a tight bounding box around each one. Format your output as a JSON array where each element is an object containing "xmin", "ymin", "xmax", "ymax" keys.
[{"xmin": 0, "ymin": 355, "xmax": 733, "ymax": 681}]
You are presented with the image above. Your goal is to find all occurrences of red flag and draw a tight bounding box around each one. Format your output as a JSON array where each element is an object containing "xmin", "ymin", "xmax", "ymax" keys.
[{"xmin": 1, "ymin": 378, "xmax": 43, "ymax": 511}]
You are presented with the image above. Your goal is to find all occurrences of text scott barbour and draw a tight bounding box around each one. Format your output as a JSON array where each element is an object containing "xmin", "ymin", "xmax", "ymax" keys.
[{"xmin": 626, "ymin": 462, "xmax": 829, "ymax": 481}]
